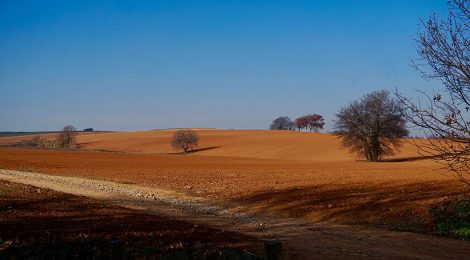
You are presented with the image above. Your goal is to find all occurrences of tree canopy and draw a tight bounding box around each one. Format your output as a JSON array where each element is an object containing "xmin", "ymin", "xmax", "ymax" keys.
[{"xmin": 335, "ymin": 90, "xmax": 408, "ymax": 161}]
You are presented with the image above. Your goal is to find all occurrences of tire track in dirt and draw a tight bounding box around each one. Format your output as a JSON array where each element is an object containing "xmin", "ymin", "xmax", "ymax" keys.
[{"xmin": 1, "ymin": 169, "xmax": 469, "ymax": 259}]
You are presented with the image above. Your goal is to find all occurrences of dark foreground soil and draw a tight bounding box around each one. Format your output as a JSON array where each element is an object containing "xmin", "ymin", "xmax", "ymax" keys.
[{"xmin": 0, "ymin": 181, "xmax": 261, "ymax": 259}]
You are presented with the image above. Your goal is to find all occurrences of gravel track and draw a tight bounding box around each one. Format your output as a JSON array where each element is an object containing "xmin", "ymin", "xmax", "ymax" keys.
[{"xmin": 0, "ymin": 169, "xmax": 258, "ymax": 224}]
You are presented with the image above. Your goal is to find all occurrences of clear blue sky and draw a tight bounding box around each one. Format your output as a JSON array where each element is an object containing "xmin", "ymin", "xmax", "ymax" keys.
[{"xmin": 0, "ymin": 0, "xmax": 447, "ymax": 131}]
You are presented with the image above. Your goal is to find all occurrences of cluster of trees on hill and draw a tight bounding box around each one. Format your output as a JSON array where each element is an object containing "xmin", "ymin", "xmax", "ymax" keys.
[
  {"xmin": 270, "ymin": 114, "xmax": 325, "ymax": 132},
  {"xmin": 269, "ymin": 91, "xmax": 408, "ymax": 162},
  {"xmin": 294, "ymin": 114, "xmax": 325, "ymax": 132}
]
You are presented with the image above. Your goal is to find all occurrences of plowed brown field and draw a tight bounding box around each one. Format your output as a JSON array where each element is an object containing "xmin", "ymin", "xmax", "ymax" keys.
[
  {"xmin": 1, "ymin": 129, "xmax": 422, "ymax": 161},
  {"xmin": 0, "ymin": 129, "xmax": 468, "ymax": 230}
]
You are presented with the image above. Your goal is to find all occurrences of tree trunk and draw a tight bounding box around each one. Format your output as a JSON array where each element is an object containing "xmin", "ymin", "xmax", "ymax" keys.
[{"xmin": 369, "ymin": 135, "xmax": 380, "ymax": 161}]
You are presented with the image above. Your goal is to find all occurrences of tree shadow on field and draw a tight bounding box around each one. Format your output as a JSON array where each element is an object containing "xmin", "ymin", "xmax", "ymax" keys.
[
  {"xmin": 231, "ymin": 180, "xmax": 470, "ymax": 230},
  {"xmin": 76, "ymin": 141, "xmax": 103, "ymax": 148},
  {"xmin": 188, "ymin": 146, "xmax": 222, "ymax": 153},
  {"xmin": 381, "ymin": 154, "xmax": 444, "ymax": 162},
  {"xmin": 168, "ymin": 146, "xmax": 222, "ymax": 155}
]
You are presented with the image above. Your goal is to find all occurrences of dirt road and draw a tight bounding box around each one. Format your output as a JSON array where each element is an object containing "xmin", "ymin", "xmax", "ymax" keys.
[{"xmin": 1, "ymin": 169, "xmax": 469, "ymax": 259}]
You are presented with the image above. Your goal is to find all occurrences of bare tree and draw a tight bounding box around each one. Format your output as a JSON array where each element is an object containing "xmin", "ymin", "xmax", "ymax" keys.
[
  {"xmin": 57, "ymin": 125, "xmax": 77, "ymax": 148},
  {"xmin": 395, "ymin": 0, "xmax": 470, "ymax": 183},
  {"xmin": 334, "ymin": 90, "xmax": 408, "ymax": 162},
  {"xmin": 270, "ymin": 116, "xmax": 294, "ymax": 130},
  {"xmin": 171, "ymin": 129, "xmax": 199, "ymax": 153}
]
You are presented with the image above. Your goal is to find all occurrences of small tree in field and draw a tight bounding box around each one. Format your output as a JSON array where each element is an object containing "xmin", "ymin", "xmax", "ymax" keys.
[
  {"xmin": 270, "ymin": 116, "xmax": 294, "ymax": 130},
  {"xmin": 334, "ymin": 90, "xmax": 408, "ymax": 161},
  {"xmin": 56, "ymin": 125, "xmax": 77, "ymax": 148},
  {"xmin": 171, "ymin": 129, "xmax": 199, "ymax": 153}
]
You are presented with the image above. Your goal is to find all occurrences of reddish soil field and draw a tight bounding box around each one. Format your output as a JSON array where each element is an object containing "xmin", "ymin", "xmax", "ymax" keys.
[
  {"xmin": 1, "ymin": 146, "xmax": 469, "ymax": 231},
  {"xmin": 0, "ymin": 180, "xmax": 260, "ymax": 259},
  {"xmin": 0, "ymin": 129, "xmax": 423, "ymax": 161}
]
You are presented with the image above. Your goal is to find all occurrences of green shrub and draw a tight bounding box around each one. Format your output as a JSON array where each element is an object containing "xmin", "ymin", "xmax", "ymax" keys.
[{"xmin": 429, "ymin": 199, "xmax": 470, "ymax": 239}]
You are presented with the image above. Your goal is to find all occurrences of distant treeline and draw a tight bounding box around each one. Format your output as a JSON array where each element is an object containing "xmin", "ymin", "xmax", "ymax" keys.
[
  {"xmin": 0, "ymin": 131, "xmax": 56, "ymax": 137},
  {"xmin": 270, "ymin": 114, "xmax": 325, "ymax": 132},
  {"xmin": 0, "ymin": 129, "xmax": 109, "ymax": 138}
]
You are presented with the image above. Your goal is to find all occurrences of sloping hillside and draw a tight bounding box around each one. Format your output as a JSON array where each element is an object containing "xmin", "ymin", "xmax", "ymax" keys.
[{"xmin": 74, "ymin": 129, "xmax": 420, "ymax": 161}]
